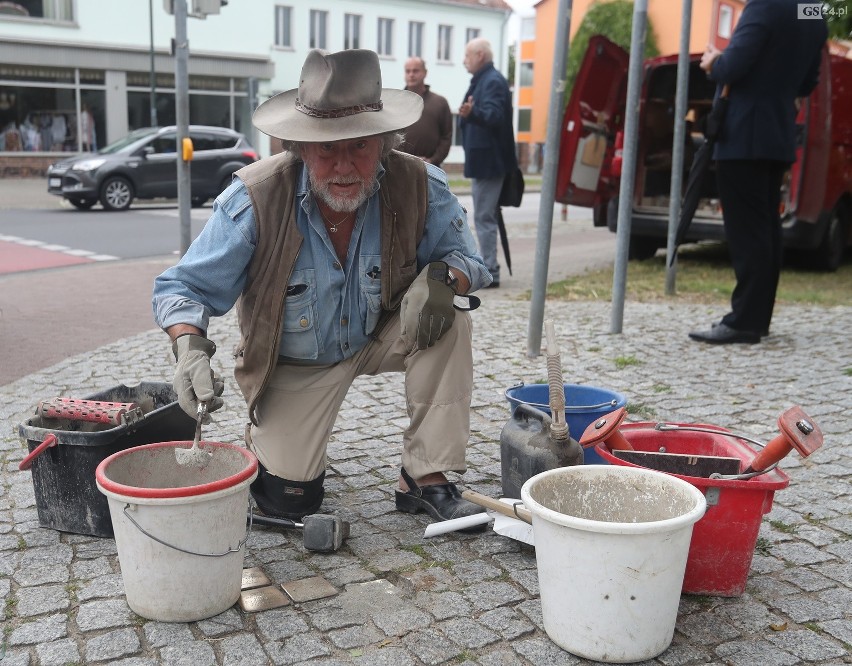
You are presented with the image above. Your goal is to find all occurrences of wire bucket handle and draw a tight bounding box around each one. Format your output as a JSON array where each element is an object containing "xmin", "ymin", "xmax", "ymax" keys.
[{"xmin": 121, "ymin": 501, "xmax": 254, "ymax": 558}]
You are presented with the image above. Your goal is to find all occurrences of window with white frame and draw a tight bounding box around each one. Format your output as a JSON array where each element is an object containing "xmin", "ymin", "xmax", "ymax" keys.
[
  {"xmin": 345, "ymin": 14, "xmax": 361, "ymax": 49},
  {"xmin": 717, "ymin": 4, "xmax": 734, "ymax": 39},
  {"xmin": 519, "ymin": 62, "xmax": 534, "ymax": 87},
  {"xmin": 520, "ymin": 17, "xmax": 536, "ymax": 41},
  {"xmin": 409, "ymin": 21, "xmax": 424, "ymax": 57},
  {"xmin": 310, "ymin": 9, "xmax": 328, "ymax": 49},
  {"xmin": 274, "ymin": 6, "xmax": 292, "ymax": 48},
  {"xmin": 377, "ymin": 17, "xmax": 394, "ymax": 56},
  {"xmin": 465, "ymin": 27, "xmax": 480, "ymax": 44},
  {"xmin": 437, "ymin": 25, "xmax": 452, "ymax": 62}
]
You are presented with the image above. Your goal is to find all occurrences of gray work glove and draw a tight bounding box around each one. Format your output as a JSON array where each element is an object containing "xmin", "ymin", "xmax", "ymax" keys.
[
  {"xmin": 172, "ymin": 334, "xmax": 224, "ymax": 423},
  {"xmin": 400, "ymin": 262, "xmax": 456, "ymax": 350}
]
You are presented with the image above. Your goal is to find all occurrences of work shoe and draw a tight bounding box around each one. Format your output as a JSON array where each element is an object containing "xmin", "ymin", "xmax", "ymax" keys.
[
  {"xmin": 395, "ymin": 467, "xmax": 487, "ymax": 532},
  {"xmin": 688, "ymin": 323, "xmax": 761, "ymax": 345}
]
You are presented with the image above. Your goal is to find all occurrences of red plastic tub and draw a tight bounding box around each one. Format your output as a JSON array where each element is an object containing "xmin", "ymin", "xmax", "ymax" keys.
[{"xmin": 595, "ymin": 422, "xmax": 789, "ymax": 597}]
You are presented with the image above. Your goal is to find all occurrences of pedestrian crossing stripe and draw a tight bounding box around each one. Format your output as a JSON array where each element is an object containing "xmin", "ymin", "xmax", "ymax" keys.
[{"xmin": 0, "ymin": 234, "xmax": 118, "ymax": 261}]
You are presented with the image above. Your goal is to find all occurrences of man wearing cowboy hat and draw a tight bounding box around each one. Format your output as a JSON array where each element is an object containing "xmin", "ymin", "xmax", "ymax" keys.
[{"xmin": 153, "ymin": 49, "xmax": 492, "ymax": 527}]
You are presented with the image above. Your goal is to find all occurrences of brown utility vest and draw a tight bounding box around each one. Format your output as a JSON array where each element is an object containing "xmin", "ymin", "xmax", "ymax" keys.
[{"xmin": 233, "ymin": 150, "xmax": 428, "ymax": 424}]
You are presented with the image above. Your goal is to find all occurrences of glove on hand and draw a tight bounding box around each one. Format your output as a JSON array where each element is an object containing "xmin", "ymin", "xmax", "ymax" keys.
[
  {"xmin": 400, "ymin": 261, "xmax": 456, "ymax": 350},
  {"xmin": 172, "ymin": 334, "xmax": 224, "ymax": 423}
]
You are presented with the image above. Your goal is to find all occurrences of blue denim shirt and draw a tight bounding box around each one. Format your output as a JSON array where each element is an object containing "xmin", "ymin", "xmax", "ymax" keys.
[{"xmin": 153, "ymin": 161, "xmax": 491, "ymax": 364}]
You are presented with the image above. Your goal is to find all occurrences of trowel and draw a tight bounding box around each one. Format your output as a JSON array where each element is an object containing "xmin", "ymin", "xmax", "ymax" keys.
[{"xmin": 422, "ymin": 491, "xmax": 534, "ymax": 546}]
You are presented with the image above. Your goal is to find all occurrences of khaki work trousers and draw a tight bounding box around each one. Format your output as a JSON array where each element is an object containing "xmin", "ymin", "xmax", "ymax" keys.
[{"xmin": 247, "ymin": 310, "xmax": 474, "ymax": 482}]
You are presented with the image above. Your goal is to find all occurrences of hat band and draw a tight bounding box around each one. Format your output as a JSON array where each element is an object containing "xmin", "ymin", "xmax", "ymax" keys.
[{"xmin": 295, "ymin": 98, "xmax": 383, "ymax": 119}]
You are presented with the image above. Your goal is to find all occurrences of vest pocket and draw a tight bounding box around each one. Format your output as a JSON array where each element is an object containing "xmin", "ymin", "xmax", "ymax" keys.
[{"xmin": 280, "ymin": 269, "xmax": 321, "ymax": 359}]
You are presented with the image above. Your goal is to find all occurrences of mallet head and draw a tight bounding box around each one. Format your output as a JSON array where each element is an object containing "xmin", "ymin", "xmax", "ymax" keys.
[{"xmin": 302, "ymin": 514, "xmax": 350, "ymax": 553}]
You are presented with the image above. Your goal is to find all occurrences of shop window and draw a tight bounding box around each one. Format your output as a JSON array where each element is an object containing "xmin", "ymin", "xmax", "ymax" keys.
[{"xmin": 2, "ymin": 0, "xmax": 73, "ymax": 21}]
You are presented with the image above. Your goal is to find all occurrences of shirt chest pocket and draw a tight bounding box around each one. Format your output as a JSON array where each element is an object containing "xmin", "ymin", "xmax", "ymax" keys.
[
  {"xmin": 359, "ymin": 255, "xmax": 382, "ymax": 335},
  {"xmin": 279, "ymin": 269, "xmax": 321, "ymax": 360}
]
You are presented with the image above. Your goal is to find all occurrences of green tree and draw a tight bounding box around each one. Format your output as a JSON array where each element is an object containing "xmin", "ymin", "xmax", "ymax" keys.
[
  {"xmin": 822, "ymin": 0, "xmax": 851, "ymax": 39},
  {"xmin": 565, "ymin": 0, "xmax": 659, "ymax": 95}
]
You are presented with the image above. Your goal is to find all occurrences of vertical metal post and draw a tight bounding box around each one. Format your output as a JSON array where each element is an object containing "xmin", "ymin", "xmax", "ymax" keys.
[
  {"xmin": 609, "ymin": 0, "xmax": 649, "ymax": 334},
  {"xmin": 149, "ymin": 0, "xmax": 158, "ymax": 127},
  {"xmin": 664, "ymin": 0, "xmax": 693, "ymax": 293},
  {"xmin": 175, "ymin": 0, "xmax": 192, "ymax": 256},
  {"xmin": 526, "ymin": 0, "xmax": 573, "ymax": 357}
]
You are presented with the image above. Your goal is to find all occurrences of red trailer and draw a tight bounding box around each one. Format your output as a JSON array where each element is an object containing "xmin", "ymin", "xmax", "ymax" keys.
[{"xmin": 556, "ymin": 35, "xmax": 852, "ymax": 271}]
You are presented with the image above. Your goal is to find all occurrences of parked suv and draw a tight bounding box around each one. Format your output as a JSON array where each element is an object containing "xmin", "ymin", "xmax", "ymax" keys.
[
  {"xmin": 47, "ymin": 125, "xmax": 258, "ymax": 211},
  {"xmin": 556, "ymin": 36, "xmax": 852, "ymax": 271}
]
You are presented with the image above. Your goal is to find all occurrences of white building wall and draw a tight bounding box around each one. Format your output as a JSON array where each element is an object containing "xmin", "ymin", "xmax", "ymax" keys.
[{"xmin": 1, "ymin": 0, "xmax": 511, "ymax": 161}]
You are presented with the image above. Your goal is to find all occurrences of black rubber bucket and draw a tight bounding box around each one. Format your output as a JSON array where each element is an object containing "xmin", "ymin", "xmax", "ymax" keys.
[{"xmin": 18, "ymin": 382, "xmax": 195, "ymax": 538}]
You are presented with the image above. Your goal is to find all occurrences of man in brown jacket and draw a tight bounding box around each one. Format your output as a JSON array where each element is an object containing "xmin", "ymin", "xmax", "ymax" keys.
[
  {"xmin": 153, "ymin": 49, "xmax": 491, "ymax": 528},
  {"xmin": 399, "ymin": 57, "xmax": 453, "ymax": 168}
]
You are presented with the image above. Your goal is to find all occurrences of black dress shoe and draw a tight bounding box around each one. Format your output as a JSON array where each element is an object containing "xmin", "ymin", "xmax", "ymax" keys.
[
  {"xmin": 689, "ymin": 323, "xmax": 761, "ymax": 344},
  {"xmin": 395, "ymin": 467, "xmax": 487, "ymax": 532},
  {"xmin": 712, "ymin": 321, "xmax": 769, "ymax": 337}
]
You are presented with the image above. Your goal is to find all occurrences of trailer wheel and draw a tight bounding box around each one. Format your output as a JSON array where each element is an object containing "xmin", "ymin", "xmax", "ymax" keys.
[
  {"xmin": 629, "ymin": 236, "xmax": 661, "ymax": 260},
  {"xmin": 809, "ymin": 205, "xmax": 849, "ymax": 272}
]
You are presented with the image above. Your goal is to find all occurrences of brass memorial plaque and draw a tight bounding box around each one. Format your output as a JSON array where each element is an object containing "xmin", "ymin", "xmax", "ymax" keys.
[{"xmin": 238, "ymin": 585, "xmax": 291, "ymax": 612}]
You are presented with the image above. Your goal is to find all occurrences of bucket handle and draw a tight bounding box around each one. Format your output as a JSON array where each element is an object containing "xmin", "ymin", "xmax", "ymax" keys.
[
  {"xmin": 654, "ymin": 424, "xmax": 777, "ymax": 480},
  {"xmin": 121, "ymin": 501, "xmax": 253, "ymax": 557},
  {"xmin": 19, "ymin": 434, "xmax": 58, "ymax": 471}
]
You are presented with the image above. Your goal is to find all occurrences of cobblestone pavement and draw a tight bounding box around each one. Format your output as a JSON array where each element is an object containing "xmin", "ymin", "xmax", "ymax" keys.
[{"xmin": 1, "ymin": 298, "xmax": 850, "ymax": 665}]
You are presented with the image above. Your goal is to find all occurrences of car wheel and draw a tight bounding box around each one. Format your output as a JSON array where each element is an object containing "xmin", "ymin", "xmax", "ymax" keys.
[
  {"xmin": 99, "ymin": 176, "xmax": 134, "ymax": 211},
  {"xmin": 191, "ymin": 196, "xmax": 208, "ymax": 208},
  {"xmin": 808, "ymin": 205, "xmax": 849, "ymax": 272},
  {"xmin": 69, "ymin": 198, "xmax": 95, "ymax": 210}
]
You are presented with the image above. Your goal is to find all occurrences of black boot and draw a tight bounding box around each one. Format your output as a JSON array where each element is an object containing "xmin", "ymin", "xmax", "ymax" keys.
[
  {"xmin": 250, "ymin": 462, "xmax": 324, "ymax": 521},
  {"xmin": 395, "ymin": 467, "xmax": 486, "ymax": 532}
]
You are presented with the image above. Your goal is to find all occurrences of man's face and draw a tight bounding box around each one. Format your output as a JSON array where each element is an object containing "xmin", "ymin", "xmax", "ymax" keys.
[
  {"xmin": 404, "ymin": 58, "xmax": 427, "ymax": 89},
  {"xmin": 463, "ymin": 45, "xmax": 484, "ymax": 74},
  {"xmin": 301, "ymin": 137, "xmax": 383, "ymax": 213}
]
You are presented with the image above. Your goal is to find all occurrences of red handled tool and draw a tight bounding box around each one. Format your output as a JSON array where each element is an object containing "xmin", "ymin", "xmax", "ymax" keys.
[
  {"xmin": 742, "ymin": 406, "xmax": 823, "ymax": 474},
  {"xmin": 578, "ymin": 406, "xmax": 635, "ymax": 452}
]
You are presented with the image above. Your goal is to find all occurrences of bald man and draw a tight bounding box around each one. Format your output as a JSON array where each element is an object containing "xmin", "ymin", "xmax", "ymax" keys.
[{"xmin": 399, "ymin": 57, "xmax": 453, "ymax": 168}]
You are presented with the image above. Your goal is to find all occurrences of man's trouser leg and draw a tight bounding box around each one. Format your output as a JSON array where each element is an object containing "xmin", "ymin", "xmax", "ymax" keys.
[
  {"xmin": 247, "ymin": 309, "xmax": 474, "ymax": 515},
  {"xmin": 717, "ymin": 159, "xmax": 785, "ymax": 333},
  {"xmin": 471, "ymin": 176, "xmax": 504, "ymax": 283}
]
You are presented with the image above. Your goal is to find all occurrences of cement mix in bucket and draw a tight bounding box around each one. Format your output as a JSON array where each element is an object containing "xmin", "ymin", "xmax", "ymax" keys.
[{"xmin": 529, "ymin": 471, "xmax": 698, "ymax": 524}]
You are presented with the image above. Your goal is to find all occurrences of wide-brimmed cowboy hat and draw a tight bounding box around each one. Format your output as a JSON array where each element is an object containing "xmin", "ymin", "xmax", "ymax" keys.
[{"xmin": 253, "ymin": 49, "xmax": 423, "ymax": 143}]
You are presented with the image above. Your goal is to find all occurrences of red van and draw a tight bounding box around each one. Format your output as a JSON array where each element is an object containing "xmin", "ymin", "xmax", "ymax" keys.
[{"xmin": 555, "ymin": 35, "xmax": 852, "ymax": 270}]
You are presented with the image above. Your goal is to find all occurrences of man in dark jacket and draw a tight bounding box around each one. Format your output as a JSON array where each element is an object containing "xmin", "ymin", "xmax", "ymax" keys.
[
  {"xmin": 689, "ymin": 0, "xmax": 827, "ymax": 344},
  {"xmin": 399, "ymin": 57, "xmax": 453, "ymax": 168},
  {"xmin": 459, "ymin": 37, "xmax": 518, "ymax": 288}
]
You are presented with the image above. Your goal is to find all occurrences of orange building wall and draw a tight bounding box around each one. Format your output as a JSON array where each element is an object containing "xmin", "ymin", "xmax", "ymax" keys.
[{"xmin": 523, "ymin": 0, "xmax": 729, "ymax": 144}]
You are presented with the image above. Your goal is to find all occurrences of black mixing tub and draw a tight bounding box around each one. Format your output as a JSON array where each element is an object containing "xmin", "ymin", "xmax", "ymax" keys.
[{"xmin": 18, "ymin": 382, "xmax": 195, "ymax": 538}]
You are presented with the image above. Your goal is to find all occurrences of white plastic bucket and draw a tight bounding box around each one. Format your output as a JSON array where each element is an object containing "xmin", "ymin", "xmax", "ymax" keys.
[
  {"xmin": 96, "ymin": 440, "xmax": 258, "ymax": 622},
  {"xmin": 521, "ymin": 465, "xmax": 706, "ymax": 663}
]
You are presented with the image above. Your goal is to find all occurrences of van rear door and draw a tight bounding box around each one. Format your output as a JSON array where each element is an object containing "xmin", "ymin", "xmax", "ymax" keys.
[{"xmin": 555, "ymin": 35, "xmax": 628, "ymax": 209}]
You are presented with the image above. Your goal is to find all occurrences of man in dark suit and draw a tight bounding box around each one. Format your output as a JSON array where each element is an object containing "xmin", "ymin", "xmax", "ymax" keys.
[
  {"xmin": 689, "ymin": 0, "xmax": 827, "ymax": 345},
  {"xmin": 459, "ymin": 38, "xmax": 518, "ymax": 289}
]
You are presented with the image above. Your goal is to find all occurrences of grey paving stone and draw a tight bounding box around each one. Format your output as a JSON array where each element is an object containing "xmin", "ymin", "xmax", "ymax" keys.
[
  {"xmin": 75, "ymin": 572, "xmax": 125, "ymax": 601},
  {"xmin": 766, "ymin": 628, "xmax": 848, "ymax": 661},
  {"xmin": 159, "ymin": 640, "xmax": 217, "ymax": 666},
  {"xmin": 402, "ymin": 627, "xmax": 463, "ymax": 665},
  {"xmin": 464, "ymin": 581, "xmax": 526, "ymax": 611},
  {"xmin": 265, "ymin": 632, "xmax": 332, "ymax": 665},
  {"xmin": 512, "ymin": 636, "xmax": 579, "ymax": 665},
  {"xmin": 143, "ymin": 621, "xmax": 195, "ymax": 648},
  {"xmin": 83, "ymin": 627, "xmax": 141, "ymax": 662},
  {"xmin": 75, "ymin": 598, "xmax": 134, "ymax": 631},
  {"xmin": 817, "ymin": 618, "xmax": 852, "ymax": 645},
  {"xmin": 437, "ymin": 616, "xmax": 500, "ymax": 649},
  {"xmin": 327, "ymin": 623, "xmax": 384, "ymax": 649},
  {"xmin": 15, "ymin": 583, "xmax": 69, "ymax": 617},
  {"xmin": 35, "ymin": 637, "xmax": 80, "ymax": 666},
  {"xmin": 8, "ymin": 613, "xmax": 66, "ymax": 646},
  {"xmin": 219, "ymin": 633, "xmax": 269, "ymax": 665},
  {"xmin": 715, "ymin": 639, "xmax": 800, "ymax": 666},
  {"xmin": 479, "ymin": 606, "xmax": 536, "ymax": 640}
]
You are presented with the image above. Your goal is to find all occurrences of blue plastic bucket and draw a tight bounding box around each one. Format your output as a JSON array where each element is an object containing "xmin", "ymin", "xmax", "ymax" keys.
[{"xmin": 504, "ymin": 383, "xmax": 628, "ymax": 465}]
